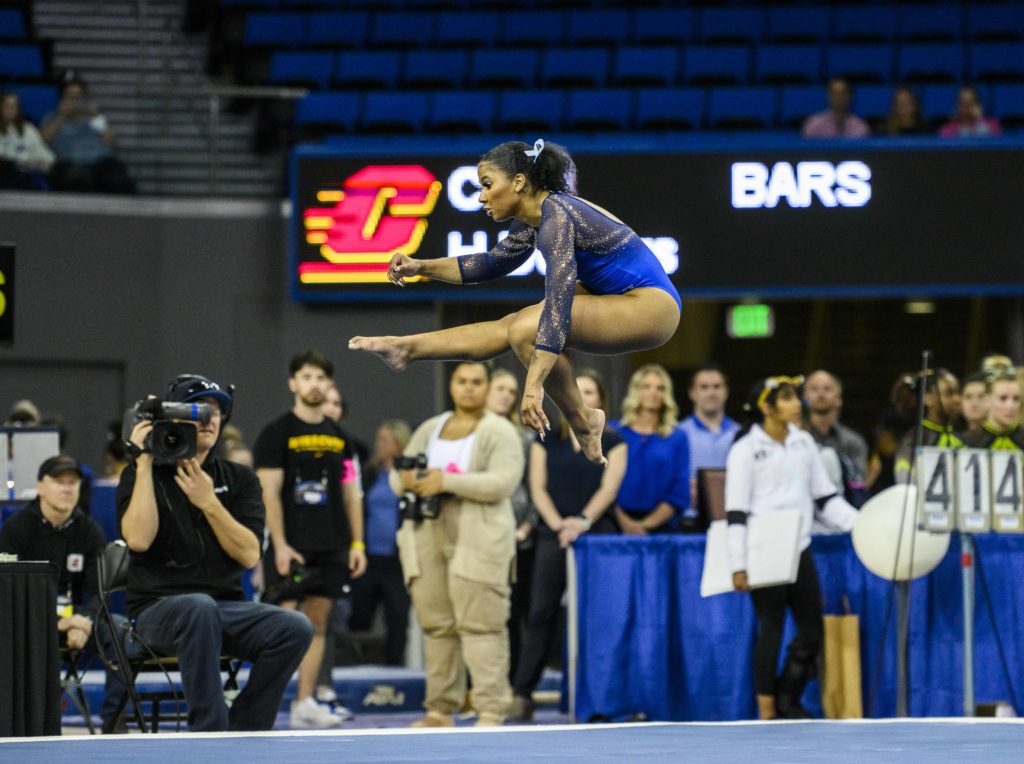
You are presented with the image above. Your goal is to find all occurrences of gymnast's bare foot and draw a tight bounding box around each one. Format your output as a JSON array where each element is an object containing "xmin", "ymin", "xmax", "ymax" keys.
[
  {"xmin": 574, "ymin": 407, "xmax": 607, "ymax": 467},
  {"xmin": 348, "ymin": 336, "xmax": 411, "ymax": 371}
]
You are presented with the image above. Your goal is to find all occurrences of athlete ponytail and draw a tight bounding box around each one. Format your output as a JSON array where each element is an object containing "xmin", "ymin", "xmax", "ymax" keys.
[{"xmin": 480, "ymin": 139, "xmax": 578, "ymax": 195}]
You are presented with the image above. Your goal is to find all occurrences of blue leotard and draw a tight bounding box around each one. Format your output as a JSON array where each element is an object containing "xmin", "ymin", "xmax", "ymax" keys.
[{"xmin": 456, "ymin": 193, "xmax": 682, "ymax": 355}]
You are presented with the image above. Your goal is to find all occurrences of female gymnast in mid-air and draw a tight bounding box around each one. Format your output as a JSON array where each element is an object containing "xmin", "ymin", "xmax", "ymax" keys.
[{"xmin": 349, "ymin": 140, "xmax": 681, "ymax": 466}]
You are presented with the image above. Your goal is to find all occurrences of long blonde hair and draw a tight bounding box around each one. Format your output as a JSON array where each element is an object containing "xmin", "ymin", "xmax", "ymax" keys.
[
  {"xmin": 489, "ymin": 367, "xmax": 522, "ymax": 425},
  {"xmin": 619, "ymin": 363, "xmax": 679, "ymax": 437}
]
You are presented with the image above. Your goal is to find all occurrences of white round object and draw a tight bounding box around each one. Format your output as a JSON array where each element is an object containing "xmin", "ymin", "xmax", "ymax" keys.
[{"xmin": 852, "ymin": 484, "xmax": 950, "ymax": 581}]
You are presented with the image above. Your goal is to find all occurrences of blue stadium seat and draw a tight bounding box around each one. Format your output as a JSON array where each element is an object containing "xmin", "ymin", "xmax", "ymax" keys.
[
  {"xmin": 567, "ymin": 10, "xmax": 630, "ymax": 47},
  {"xmin": 540, "ymin": 48, "xmax": 609, "ymax": 88},
  {"xmin": 765, "ymin": 7, "xmax": 829, "ymax": 43},
  {"xmin": 634, "ymin": 87, "xmax": 705, "ymax": 130},
  {"xmin": 826, "ymin": 44, "xmax": 893, "ymax": 83},
  {"xmin": 612, "ymin": 47, "xmax": 678, "ymax": 87},
  {"xmin": 853, "ymin": 84, "xmax": 896, "ymax": 125},
  {"xmin": 333, "ymin": 51, "xmax": 401, "ymax": 89},
  {"xmin": 405, "ymin": 0, "xmax": 461, "ymax": 9},
  {"xmin": 921, "ymin": 84, "xmax": 962, "ymax": 125},
  {"xmin": 305, "ymin": 12, "xmax": 369, "ymax": 48},
  {"xmin": 243, "ymin": 13, "xmax": 305, "ymax": 47},
  {"xmin": 495, "ymin": 90, "xmax": 563, "ymax": 132},
  {"xmin": 500, "ymin": 11, "xmax": 566, "ymax": 48},
  {"xmin": 564, "ymin": 89, "xmax": 632, "ymax": 131},
  {"xmin": 370, "ymin": 12, "xmax": 434, "ymax": 48},
  {"xmin": 435, "ymin": 11, "xmax": 499, "ymax": 48},
  {"xmin": 698, "ymin": 8, "xmax": 765, "ymax": 45},
  {"xmin": 833, "ymin": 6, "xmax": 895, "ymax": 43},
  {"xmin": 10, "ymin": 84, "xmax": 58, "ymax": 124},
  {"xmin": 898, "ymin": 5, "xmax": 962, "ymax": 42},
  {"xmin": 779, "ymin": 85, "xmax": 826, "ymax": 128},
  {"xmin": 345, "ymin": 0, "xmax": 402, "ymax": 9},
  {"xmin": 683, "ymin": 46, "xmax": 750, "ymax": 85},
  {"xmin": 707, "ymin": 86, "xmax": 777, "ymax": 129},
  {"xmin": 402, "ymin": 50, "xmax": 468, "ymax": 89},
  {"xmin": 967, "ymin": 4, "xmax": 1024, "ymax": 41},
  {"xmin": 360, "ymin": 92, "xmax": 427, "ymax": 133},
  {"xmin": 992, "ymin": 83, "xmax": 1024, "ymax": 125},
  {"xmin": 0, "ymin": 9, "xmax": 26, "ymax": 39},
  {"xmin": 294, "ymin": 91, "xmax": 360, "ymax": 133},
  {"xmin": 269, "ymin": 51, "xmax": 333, "ymax": 89},
  {"xmin": 898, "ymin": 43, "xmax": 965, "ymax": 83},
  {"xmin": 755, "ymin": 44, "xmax": 823, "ymax": 84},
  {"xmin": 427, "ymin": 90, "xmax": 496, "ymax": 133},
  {"xmin": 970, "ymin": 42, "xmax": 1024, "ymax": 81},
  {"xmin": 632, "ymin": 9, "xmax": 695, "ymax": 45},
  {"xmin": 470, "ymin": 48, "xmax": 539, "ymax": 88},
  {"xmin": 0, "ymin": 45, "xmax": 44, "ymax": 78}
]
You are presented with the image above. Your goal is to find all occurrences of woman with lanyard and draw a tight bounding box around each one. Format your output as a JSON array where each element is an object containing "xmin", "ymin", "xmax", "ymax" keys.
[
  {"xmin": 892, "ymin": 368, "xmax": 963, "ymax": 483},
  {"xmin": 510, "ymin": 369, "xmax": 627, "ymax": 722},
  {"xmin": 611, "ymin": 363, "xmax": 690, "ymax": 534},
  {"xmin": 726, "ymin": 376, "xmax": 858, "ymax": 720},
  {"xmin": 962, "ymin": 370, "xmax": 1024, "ymax": 450},
  {"xmin": 391, "ymin": 362, "xmax": 524, "ymax": 727},
  {"xmin": 351, "ymin": 139, "xmax": 682, "ymax": 467}
]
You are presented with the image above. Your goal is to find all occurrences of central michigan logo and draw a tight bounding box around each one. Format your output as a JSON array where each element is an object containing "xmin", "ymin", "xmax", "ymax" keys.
[{"xmin": 301, "ymin": 165, "xmax": 441, "ymax": 284}]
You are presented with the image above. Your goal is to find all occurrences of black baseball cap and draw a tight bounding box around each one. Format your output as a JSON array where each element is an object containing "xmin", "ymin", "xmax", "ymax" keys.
[{"xmin": 37, "ymin": 455, "xmax": 83, "ymax": 480}]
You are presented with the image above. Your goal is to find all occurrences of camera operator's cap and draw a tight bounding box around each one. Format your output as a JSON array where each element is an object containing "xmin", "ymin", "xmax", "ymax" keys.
[
  {"xmin": 166, "ymin": 374, "xmax": 234, "ymax": 423},
  {"xmin": 37, "ymin": 454, "xmax": 83, "ymax": 481}
]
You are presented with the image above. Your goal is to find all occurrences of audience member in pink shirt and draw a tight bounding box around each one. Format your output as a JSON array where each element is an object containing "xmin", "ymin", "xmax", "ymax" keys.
[
  {"xmin": 938, "ymin": 85, "xmax": 1002, "ymax": 138},
  {"xmin": 801, "ymin": 78, "xmax": 871, "ymax": 139}
]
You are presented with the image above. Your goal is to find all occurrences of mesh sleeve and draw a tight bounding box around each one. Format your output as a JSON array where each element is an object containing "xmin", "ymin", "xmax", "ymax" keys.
[
  {"xmin": 534, "ymin": 202, "xmax": 577, "ymax": 354},
  {"xmin": 457, "ymin": 220, "xmax": 536, "ymax": 284}
]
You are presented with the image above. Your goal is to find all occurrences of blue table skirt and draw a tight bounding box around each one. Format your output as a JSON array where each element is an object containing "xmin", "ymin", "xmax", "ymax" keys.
[{"xmin": 570, "ymin": 534, "xmax": 1024, "ymax": 721}]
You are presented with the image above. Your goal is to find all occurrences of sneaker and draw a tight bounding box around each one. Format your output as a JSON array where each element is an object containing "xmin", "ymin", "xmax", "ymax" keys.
[
  {"xmin": 315, "ymin": 687, "xmax": 355, "ymax": 720},
  {"xmin": 475, "ymin": 712, "xmax": 504, "ymax": 727},
  {"xmin": 508, "ymin": 695, "xmax": 535, "ymax": 723},
  {"xmin": 290, "ymin": 696, "xmax": 342, "ymax": 729},
  {"xmin": 410, "ymin": 711, "xmax": 454, "ymax": 728}
]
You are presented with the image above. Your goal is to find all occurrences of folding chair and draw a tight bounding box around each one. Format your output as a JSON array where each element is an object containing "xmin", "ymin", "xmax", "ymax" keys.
[{"xmin": 59, "ymin": 647, "xmax": 96, "ymax": 734}]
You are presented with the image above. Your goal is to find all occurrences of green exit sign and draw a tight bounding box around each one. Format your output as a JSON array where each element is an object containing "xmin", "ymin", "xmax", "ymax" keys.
[{"xmin": 727, "ymin": 304, "xmax": 774, "ymax": 339}]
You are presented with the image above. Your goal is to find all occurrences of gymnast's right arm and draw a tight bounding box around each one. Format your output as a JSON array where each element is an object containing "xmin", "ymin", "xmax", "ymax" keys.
[{"xmin": 120, "ymin": 419, "xmax": 160, "ymax": 551}]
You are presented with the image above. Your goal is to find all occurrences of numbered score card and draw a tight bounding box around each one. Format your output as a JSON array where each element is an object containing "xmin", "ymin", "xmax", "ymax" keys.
[{"xmin": 917, "ymin": 447, "xmax": 1024, "ymax": 534}]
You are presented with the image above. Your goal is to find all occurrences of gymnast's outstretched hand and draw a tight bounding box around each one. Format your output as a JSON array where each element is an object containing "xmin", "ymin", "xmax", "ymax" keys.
[
  {"xmin": 520, "ymin": 383, "xmax": 550, "ymax": 440},
  {"xmin": 386, "ymin": 253, "xmax": 422, "ymax": 287}
]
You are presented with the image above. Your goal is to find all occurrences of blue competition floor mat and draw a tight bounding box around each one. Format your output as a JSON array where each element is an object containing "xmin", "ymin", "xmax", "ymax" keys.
[{"xmin": 4, "ymin": 720, "xmax": 1024, "ymax": 763}]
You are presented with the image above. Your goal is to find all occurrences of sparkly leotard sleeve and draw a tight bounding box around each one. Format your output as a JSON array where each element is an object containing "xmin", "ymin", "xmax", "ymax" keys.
[{"xmin": 456, "ymin": 193, "xmax": 682, "ymax": 356}]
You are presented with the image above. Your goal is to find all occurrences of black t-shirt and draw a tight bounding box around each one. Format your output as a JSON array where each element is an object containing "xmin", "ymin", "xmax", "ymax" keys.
[
  {"xmin": 115, "ymin": 457, "xmax": 264, "ymax": 616},
  {"xmin": 0, "ymin": 500, "xmax": 106, "ymax": 617},
  {"xmin": 253, "ymin": 412, "xmax": 357, "ymax": 554},
  {"xmin": 539, "ymin": 428, "xmax": 624, "ymax": 537}
]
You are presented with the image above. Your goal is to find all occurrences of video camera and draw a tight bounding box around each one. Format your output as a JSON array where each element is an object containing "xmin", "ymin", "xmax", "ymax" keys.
[
  {"xmin": 121, "ymin": 398, "xmax": 214, "ymax": 466},
  {"xmin": 395, "ymin": 453, "xmax": 443, "ymax": 522}
]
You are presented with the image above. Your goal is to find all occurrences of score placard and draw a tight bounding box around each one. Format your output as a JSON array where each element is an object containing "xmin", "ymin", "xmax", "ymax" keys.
[
  {"xmin": 917, "ymin": 447, "xmax": 955, "ymax": 531},
  {"xmin": 956, "ymin": 449, "xmax": 991, "ymax": 533},
  {"xmin": 991, "ymin": 451, "xmax": 1024, "ymax": 532}
]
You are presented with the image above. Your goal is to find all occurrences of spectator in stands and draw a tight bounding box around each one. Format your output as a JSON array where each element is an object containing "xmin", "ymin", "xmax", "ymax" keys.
[
  {"xmin": 485, "ymin": 367, "xmax": 538, "ymax": 682},
  {"xmin": 118, "ymin": 374, "xmax": 313, "ymax": 732},
  {"xmin": 962, "ymin": 370, "xmax": 1024, "ymax": 450},
  {"xmin": 5, "ymin": 398, "xmax": 41, "ymax": 426},
  {"xmin": 893, "ymin": 369, "xmax": 963, "ymax": 483},
  {"xmin": 611, "ymin": 364, "xmax": 690, "ymax": 534},
  {"xmin": 510, "ymin": 369, "xmax": 625, "ymax": 722},
  {"xmin": 727, "ymin": 377, "xmax": 858, "ymax": 720},
  {"xmin": 391, "ymin": 362, "xmax": 524, "ymax": 728},
  {"xmin": 866, "ymin": 377, "xmax": 918, "ymax": 495},
  {"xmin": 220, "ymin": 424, "xmax": 254, "ymax": 468},
  {"xmin": 958, "ymin": 372, "xmax": 990, "ymax": 441},
  {"xmin": 325, "ymin": 381, "xmax": 370, "ymax": 469},
  {"xmin": 803, "ymin": 370, "xmax": 869, "ymax": 506},
  {"xmin": 679, "ymin": 362, "xmax": 737, "ymax": 515},
  {"xmin": 253, "ymin": 350, "xmax": 366, "ymax": 729},
  {"xmin": 0, "ymin": 455, "xmax": 128, "ymax": 731},
  {"xmin": 347, "ymin": 419, "xmax": 412, "ymax": 667},
  {"xmin": 801, "ymin": 78, "xmax": 871, "ymax": 139},
  {"xmin": 0, "ymin": 91, "xmax": 55, "ymax": 189},
  {"xmin": 41, "ymin": 76, "xmax": 135, "ymax": 194},
  {"xmin": 881, "ymin": 86, "xmax": 928, "ymax": 136},
  {"xmin": 939, "ymin": 86, "xmax": 1002, "ymax": 138}
]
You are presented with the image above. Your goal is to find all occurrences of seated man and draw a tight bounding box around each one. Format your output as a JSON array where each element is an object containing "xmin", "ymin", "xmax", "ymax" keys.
[
  {"xmin": 117, "ymin": 374, "xmax": 313, "ymax": 732},
  {"xmin": 0, "ymin": 454, "xmax": 127, "ymax": 730}
]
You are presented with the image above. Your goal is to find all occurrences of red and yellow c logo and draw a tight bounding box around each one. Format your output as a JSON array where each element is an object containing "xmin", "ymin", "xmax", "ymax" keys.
[{"xmin": 300, "ymin": 165, "xmax": 441, "ymax": 284}]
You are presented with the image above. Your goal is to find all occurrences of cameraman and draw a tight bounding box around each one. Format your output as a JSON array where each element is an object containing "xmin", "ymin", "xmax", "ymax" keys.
[
  {"xmin": 391, "ymin": 362, "xmax": 524, "ymax": 728},
  {"xmin": 117, "ymin": 374, "xmax": 312, "ymax": 732}
]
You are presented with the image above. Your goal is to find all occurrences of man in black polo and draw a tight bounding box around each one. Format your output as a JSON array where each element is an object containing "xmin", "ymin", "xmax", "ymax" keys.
[
  {"xmin": 0, "ymin": 454, "xmax": 127, "ymax": 729},
  {"xmin": 117, "ymin": 374, "xmax": 313, "ymax": 732}
]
